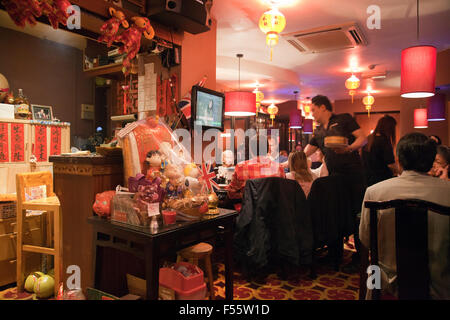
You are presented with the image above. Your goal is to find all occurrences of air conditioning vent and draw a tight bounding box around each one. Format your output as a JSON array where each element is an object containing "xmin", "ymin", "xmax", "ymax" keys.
[
  {"xmin": 287, "ymin": 39, "xmax": 307, "ymax": 53},
  {"xmin": 282, "ymin": 22, "xmax": 367, "ymax": 54}
]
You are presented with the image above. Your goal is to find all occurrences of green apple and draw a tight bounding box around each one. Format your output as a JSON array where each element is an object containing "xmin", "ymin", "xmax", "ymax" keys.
[
  {"xmin": 24, "ymin": 272, "xmax": 45, "ymax": 293},
  {"xmin": 33, "ymin": 275, "xmax": 55, "ymax": 299}
]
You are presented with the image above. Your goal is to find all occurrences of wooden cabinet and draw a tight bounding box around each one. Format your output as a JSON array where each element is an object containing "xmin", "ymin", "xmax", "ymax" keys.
[
  {"xmin": 0, "ymin": 215, "xmax": 43, "ymax": 287},
  {"xmin": 49, "ymin": 154, "xmax": 123, "ymax": 292},
  {"xmin": 0, "ymin": 119, "xmax": 70, "ymax": 194}
]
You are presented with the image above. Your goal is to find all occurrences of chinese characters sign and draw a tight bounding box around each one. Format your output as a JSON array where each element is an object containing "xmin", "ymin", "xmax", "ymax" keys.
[
  {"xmin": 11, "ymin": 123, "xmax": 25, "ymax": 162},
  {"xmin": 35, "ymin": 125, "xmax": 47, "ymax": 162},
  {"xmin": 0, "ymin": 123, "xmax": 8, "ymax": 162},
  {"xmin": 50, "ymin": 126, "xmax": 61, "ymax": 156}
]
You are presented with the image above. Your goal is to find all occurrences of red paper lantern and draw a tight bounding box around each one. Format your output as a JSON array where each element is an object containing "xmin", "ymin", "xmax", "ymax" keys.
[
  {"xmin": 303, "ymin": 118, "xmax": 313, "ymax": 134},
  {"xmin": 289, "ymin": 109, "xmax": 303, "ymax": 128},
  {"xmin": 224, "ymin": 91, "xmax": 256, "ymax": 116},
  {"xmin": 401, "ymin": 46, "xmax": 437, "ymax": 98},
  {"xmin": 414, "ymin": 108, "xmax": 428, "ymax": 128}
]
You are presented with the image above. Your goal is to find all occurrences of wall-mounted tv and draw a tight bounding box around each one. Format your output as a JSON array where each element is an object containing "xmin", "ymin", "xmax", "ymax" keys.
[{"xmin": 191, "ymin": 85, "xmax": 225, "ymax": 131}]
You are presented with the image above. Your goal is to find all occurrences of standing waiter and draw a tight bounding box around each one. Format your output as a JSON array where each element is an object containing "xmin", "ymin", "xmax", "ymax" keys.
[{"xmin": 304, "ymin": 95, "xmax": 367, "ymax": 264}]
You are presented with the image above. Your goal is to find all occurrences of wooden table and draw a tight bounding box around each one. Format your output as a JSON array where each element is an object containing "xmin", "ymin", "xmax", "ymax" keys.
[{"xmin": 88, "ymin": 208, "xmax": 238, "ymax": 300}]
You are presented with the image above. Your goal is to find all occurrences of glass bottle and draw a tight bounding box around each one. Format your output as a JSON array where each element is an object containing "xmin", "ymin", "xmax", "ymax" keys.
[{"xmin": 14, "ymin": 89, "xmax": 31, "ymax": 119}]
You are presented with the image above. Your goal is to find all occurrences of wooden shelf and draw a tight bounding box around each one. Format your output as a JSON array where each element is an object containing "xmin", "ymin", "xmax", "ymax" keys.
[{"xmin": 83, "ymin": 62, "xmax": 124, "ymax": 78}]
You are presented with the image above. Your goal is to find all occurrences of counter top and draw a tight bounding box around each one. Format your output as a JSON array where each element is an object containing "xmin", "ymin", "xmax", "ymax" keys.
[{"xmin": 49, "ymin": 154, "xmax": 123, "ymax": 165}]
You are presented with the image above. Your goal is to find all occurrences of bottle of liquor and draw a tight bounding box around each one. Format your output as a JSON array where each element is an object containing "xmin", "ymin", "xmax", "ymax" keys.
[{"xmin": 14, "ymin": 89, "xmax": 31, "ymax": 119}]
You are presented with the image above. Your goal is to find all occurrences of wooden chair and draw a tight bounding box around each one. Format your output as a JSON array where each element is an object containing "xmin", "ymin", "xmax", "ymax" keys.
[
  {"xmin": 16, "ymin": 171, "xmax": 62, "ymax": 297},
  {"xmin": 176, "ymin": 242, "xmax": 215, "ymax": 300},
  {"xmin": 361, "ymin": 199, "xmax": 450, "ymax": 300}
]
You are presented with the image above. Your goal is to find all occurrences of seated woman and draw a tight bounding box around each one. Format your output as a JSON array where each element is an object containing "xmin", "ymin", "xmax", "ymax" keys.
[
  {"xmin": 429, "ymin": 145, "xmax": 449, "ymax": 180},
  {"xmin": 286, "ymin": 151, "xmax": 318, "ymax": 197}
]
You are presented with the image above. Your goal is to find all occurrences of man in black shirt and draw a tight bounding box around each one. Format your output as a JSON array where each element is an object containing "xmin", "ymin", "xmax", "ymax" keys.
[{"xmin": 304, "ymin": 95, "xmax": 367, "ymax": 265}]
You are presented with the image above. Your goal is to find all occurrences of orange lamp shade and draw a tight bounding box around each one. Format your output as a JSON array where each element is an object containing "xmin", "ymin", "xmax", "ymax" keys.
[
  {"xmin": 253, "ymin": 89, "xmax": 264, "ymax": 102},
  {"xmin": 259, "ymin": 8, "xmax": 286, "ymax": 35},
  {"xmin": 414, "ymin": 108, "xmax": 428, "ymax": 128},
  {"xmin": 224, "ymin": 91, "xmax": 256, "ymax": 116},
  {"xmin": 401, "ymin": 46, "xmax": 437, "ymax": 98},
  {"xmin": 267, "ymin": 103, "xmax": 278, "ymax": 116},
  {"xmin": 345, "ymin": 75, "xmax": 360, "ymax": 90},
  {"xmin": 363, "ymin": 95, "xmax": 375, "ymax": 106}
]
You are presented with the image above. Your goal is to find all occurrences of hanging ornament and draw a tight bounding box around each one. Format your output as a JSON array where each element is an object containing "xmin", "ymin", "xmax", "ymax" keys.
[
  {"xmin": 267, "ymin": 103, "xmax": 279, "ymax": 126},
  {"xmin": 253, "ymin": 87, "xmax": 264, "ymax": 115},
  {"xmin": 348, "ymin": 90, "xmax": 356, "ymax": 103},
  {"xmin": 259, "ymin": 7, "xmax": 286, "ymax": 61},
  {"xmin": 362, "ymin": 94, "xmax": 375, "ymax": 117},
  {"xmin": 345, "ymin": 74, "xmax": 360, "ymax": 103}
]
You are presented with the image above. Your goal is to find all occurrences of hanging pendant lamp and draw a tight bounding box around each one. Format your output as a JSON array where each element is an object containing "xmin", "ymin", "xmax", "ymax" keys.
[
  {"xmin": 253, "ymin": 86, "xmax": 264, "ymax": 115},
  {"xmin": 224, "ymin": 54, "xmax": 256, "ymax": 116},
  {"xmin": 414, "ymin": 108, "xmax": 428, "ymax": 128},
  {"xmin": 290, "ymin": 91, "xmax": 302, "ymax": 128},
  {"xmin": 362, "ymin": 93, "xmax": 375, "ymax": 117},
  {"xmin": 400, "ymin": 0, "xmax": 437, "ymax": 98},
  {"xmin": 345, "ymin": 74, "xmax": 360, "ymax": 103},
  {"xmin": 427, "ymin": 92, "xmax": 446, "ymax": 121},
  {"xmin": 259, "ymin": 7, "xmax": 286, "ymax": 61},
  {"xmin": 303, "ymin": 118, "xmax": 313, "ymax": 134},
  {"xmin": 267, "ymin": 103, "xmax": 279, "ymax": 126}
]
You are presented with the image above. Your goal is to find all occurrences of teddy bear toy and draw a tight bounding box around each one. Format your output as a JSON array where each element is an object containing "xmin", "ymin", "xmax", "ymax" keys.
[{"xmin": 98, "ymin": 7, "xmax": 129, "ymax": 47}]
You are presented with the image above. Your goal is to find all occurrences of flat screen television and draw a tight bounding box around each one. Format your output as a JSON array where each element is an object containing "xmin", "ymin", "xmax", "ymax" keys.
[{"xmin": 191, "ymin": 85, "xmax": 225, "ymax": 131}]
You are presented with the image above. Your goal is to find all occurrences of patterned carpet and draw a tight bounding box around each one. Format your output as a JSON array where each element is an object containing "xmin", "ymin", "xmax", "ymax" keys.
[
  {"xmin": 0, "ymin": 239, "xmax": 360, "ymax": 301},
  {"xmin": 212, "ymin": 239, "xmax": 360, "ymax": 300}
]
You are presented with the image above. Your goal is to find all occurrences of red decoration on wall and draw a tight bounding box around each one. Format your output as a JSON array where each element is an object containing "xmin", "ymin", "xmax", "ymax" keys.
[
  {"xmin": 50, "ymin": 126, "xmax": 62, "ymax": 155},
  {"xmin": 0, "ymin": 123, "xmax": 9, "ymax": 163},
  {"xmin": 11, "ymin": 123, "xmax": 25, "ymax": 162},
  {"xmin": 35, "ymin": 125, "xmax": 47, "ymax": 162}
]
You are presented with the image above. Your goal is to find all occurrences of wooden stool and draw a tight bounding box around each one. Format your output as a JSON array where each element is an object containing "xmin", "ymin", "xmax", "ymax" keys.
[
  {"xmin": 16, "ymin": 172, "xmax": 62, "ymax": 297},
  {"xmin": 176, "ymin": 242, "xmax": 215, "ymax": 300}
]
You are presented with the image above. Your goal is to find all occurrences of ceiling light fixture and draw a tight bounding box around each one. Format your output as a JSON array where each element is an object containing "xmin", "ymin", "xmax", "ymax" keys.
[
  {"xmin": 345, "ymin": 74, "xmax": 360, "ymax": 103},
  {"xmin": 362, "ymin": 91, "xmax": 375, "ymax": 117},
  {"xmin": 414, "ymin": 108, "xmax": 428, "ymax": 128},
  {"xmin": 259, "ymin": 7, "xmax": 286, "ymax": 61},
  {"xmin": 290, "ymin": 90, "xmax": 302, "ymax": 129},
  {"xmin": 427, "ymin": 91, "xmax": 446, "ymax": 121},
  {"xmin": 224, "ymin": 54, "xmax": 256, "ymax": 117},
  {"xmin": 253, "ymin": 85, "xmax": 265, "ymax": 116},
  {"xmin": 267, "ymin": 103, "xmax": 279, "ymax": 126},
  {"xmin": 400, "ymin": 0, "xmax": 437, "ymax": 98}
]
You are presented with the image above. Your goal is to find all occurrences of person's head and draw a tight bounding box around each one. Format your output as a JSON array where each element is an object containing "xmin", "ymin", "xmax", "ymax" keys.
[
  {"xmin": 222, "ymin": 150, "xmax": 234, "ymax": 167},
  {"xmin": 396, "ymin": 133, "xmax": 437, "ymax": 173},
  {"xmin": 375, "ymin": 115, "xmax": 397, "ymax": 142},
  {"xmin": 434, "ymin": 145, "xmax": 450, "ymax": 169},
  {"xmin": 295, "ymin": 144, "xmax": 302, "ymax": 152},
  {"xmin": 288, "ymin": 151, "xmax": 313, "ymax": 182},
  {"xmin": 368, "ymin": 115, "xmax": 397, "ymax": 151},
  {"xmin": 429, "ymin": 135, "xmax": 442, "ymax": 145},
  {"xmin": 248, "ymin": 132, "xmax": 270, "ymax": 158},
  {"xmin": 280, "ymin": 150, "xmax": 288, "ymax": 157},
  {"xmin": 311, "ymin": 95, "xmax": 333, "ymax": 124}
]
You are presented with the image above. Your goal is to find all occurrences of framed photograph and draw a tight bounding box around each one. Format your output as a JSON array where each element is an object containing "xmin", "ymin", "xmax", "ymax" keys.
[{"xmin": 31, "ymin": 104, "xmax": 53, "ymax": 121}]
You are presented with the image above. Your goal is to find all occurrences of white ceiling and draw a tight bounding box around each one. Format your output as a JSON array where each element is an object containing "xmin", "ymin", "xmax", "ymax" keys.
[{"xmin": 212, "ymin": 0, "xmax": 450, "ymax": 104}]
